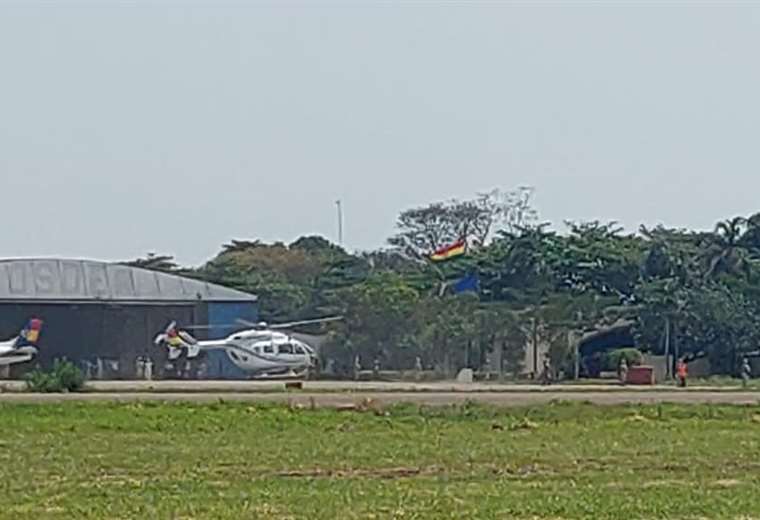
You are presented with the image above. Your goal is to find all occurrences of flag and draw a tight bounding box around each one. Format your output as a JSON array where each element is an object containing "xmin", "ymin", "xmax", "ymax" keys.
[
  {"xmin": 430, "ymin": 239, "xmax": 466, "ymax": 262},
  {"xmin": 452, "ymin": 273, "xmax": 479, "ymax": 294}
]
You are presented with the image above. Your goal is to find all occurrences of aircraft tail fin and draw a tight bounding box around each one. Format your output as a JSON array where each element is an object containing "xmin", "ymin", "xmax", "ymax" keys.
[{"xmin": 15, "ymin": 318, "xmax": 43, "ymax": 348}]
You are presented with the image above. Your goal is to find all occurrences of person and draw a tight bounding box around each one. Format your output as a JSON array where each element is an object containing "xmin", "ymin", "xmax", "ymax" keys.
[
  {"xmin": 540, "ymin": 357, "xmax": 552, "ymax": 385},
  {"xmin": 414, "ymin": 356, "xmax": 423, "ymax": 381},
  {"xmin": 618, "ymin": 357, "xmax": 629, "ymax": 385},
  {"xmin": 373, "ymin": 357, "xmax": 381, "ymax": 379},
  {"xmin": 676, "ymin": 359, "xmax": 688, "ymax": 388},
  {"xmin": 310, "ymin": 356, "xmax": 321, "ymax": 380},
  {"xmin": 144, "ymin": 357, "xmax": 153, "ymax": 381},
  {"xmin": 741, "ymin": 357, "xmax": 752, "ymax": 387},
  {"xmin": 353, "ymin": 355, "xmax": 361, "ymax": 381},
  {"xmin": 135, "ymin": 357, "xmax": 144, "ymax": 380},
  {"xmin": 197, "ymin": 361, "xmax": 208, "ymax": 380}
]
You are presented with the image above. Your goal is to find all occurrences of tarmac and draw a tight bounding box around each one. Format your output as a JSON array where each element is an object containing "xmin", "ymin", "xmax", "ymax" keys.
[{"xmin": 1, "ymin": 380, "xmax": 759, "ymax": 407}]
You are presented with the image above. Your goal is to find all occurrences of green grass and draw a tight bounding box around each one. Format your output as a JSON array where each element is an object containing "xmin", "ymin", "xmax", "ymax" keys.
[{"xmin": 3, "ymin": 401, "xmax": 760, "ymax": 519}]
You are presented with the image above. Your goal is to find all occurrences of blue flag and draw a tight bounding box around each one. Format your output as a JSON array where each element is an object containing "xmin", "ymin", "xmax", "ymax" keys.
[{"xmin": 452, "ymin": 274, "xmax": 479, "ymax": 294}]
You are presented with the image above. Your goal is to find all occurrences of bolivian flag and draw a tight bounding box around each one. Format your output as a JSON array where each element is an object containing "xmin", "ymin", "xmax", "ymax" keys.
[{"xmin": 430, "ymin": 239, "xmax": 466, "ymax": 262}]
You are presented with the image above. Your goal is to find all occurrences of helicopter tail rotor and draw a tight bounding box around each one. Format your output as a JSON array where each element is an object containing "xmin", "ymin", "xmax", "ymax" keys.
[{"xmin": 154, "ymin": 321, "xmax": 201, "ymax": 359}]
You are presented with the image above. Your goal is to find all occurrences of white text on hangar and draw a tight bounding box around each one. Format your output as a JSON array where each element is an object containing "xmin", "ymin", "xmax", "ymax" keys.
[{"xmin": 0, "ymin": 259, "xmax": 256, "ymax": 304}]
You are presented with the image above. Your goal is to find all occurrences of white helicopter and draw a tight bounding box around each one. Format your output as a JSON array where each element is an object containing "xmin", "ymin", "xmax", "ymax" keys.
[
  {"xmin": 153, "ymin": 316, "xmax": 342, "ymax": 378},
  {"xmin": 0, "ymin": 318, "xmax": 43, "ymax": 366}
]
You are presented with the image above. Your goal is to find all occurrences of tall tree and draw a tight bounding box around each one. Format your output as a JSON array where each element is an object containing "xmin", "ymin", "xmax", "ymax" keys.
[
  {"xmin": 388, "ymin": 187, "xmax": 539, "ymax": 259},
  {"xmin": 700, "ymin": 217, "xmax": 751, "ymax": 279}
]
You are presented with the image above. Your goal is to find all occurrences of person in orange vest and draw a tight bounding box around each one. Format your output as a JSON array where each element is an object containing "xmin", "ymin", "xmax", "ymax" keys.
[{"xmin": 676, "ymin": 359, "xmax": 688, "ymax": 388}]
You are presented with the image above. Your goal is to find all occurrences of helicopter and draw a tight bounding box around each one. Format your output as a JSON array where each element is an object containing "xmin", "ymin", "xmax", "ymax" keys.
[
  {"xmin": 0, "ymin": 318, "xmax": 43, "ymax": 367},
  {"xmin": 153, "ymin": 316, "xmax": 342, "ymax": 378}
]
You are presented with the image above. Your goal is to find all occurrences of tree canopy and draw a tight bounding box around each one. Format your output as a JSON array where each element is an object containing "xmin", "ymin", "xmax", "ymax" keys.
[{"xmin": 126, "ymin": 187, "xmax": 760, "ymax": 378}]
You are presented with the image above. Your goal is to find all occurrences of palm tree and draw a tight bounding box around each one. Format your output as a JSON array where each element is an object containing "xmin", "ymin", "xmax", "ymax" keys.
[
  {"xmin": 700, "ymin": 217, "xmax": 750, "ymax": 278},
  {"xmin": 739, "ymin": 212, "xmax": 760, "ymax": 256}
]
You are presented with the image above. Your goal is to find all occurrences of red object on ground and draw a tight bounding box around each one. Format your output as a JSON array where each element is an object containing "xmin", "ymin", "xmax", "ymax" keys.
[{"xmin": 626, "ymin": 365, "xmax": 655, "ymax": 385}]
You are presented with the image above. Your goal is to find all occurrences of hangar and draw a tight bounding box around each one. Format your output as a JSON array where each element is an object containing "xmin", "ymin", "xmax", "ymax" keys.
[{"xmin": 0, "ymin": 258, "xmax": 257, "ymax": 379}]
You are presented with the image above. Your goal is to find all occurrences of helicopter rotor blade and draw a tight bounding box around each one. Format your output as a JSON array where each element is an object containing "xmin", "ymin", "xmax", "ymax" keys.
[
  {"xmin": 181, "ymin": 324, "xmax": 239, "ymax": 331},
  {"xmin": 234, "ymin": 316, "xmax": 343, "ymax": 330},
  {"xmin": 235, "ymin": 318, "xmax": 259, "ymax": 328},
  {"xmin": 269, "ymin": 316, "xmax": 344, "ymax": 329}
]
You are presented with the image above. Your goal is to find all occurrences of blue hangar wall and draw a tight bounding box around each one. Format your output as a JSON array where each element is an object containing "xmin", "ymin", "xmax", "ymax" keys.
[{"xmin": 203, "ymin": 302, "xmax": 259, "ymax": 379}]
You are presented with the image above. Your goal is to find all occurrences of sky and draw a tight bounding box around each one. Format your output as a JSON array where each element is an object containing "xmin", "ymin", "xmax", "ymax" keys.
[{"xmin": 1, "ymin": 2, "xmax": 759, "ymax": 266}]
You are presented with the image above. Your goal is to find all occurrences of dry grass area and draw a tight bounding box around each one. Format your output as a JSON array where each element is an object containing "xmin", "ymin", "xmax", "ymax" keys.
[{"xmin": 2, "ymin": 401, "xmax": 760, "ymax": 518}]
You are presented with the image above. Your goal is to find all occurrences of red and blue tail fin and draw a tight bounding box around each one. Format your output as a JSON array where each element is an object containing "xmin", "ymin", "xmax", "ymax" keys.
[{"xmin": 16, "ymin": 318, "xmax": 43, "ymax": 348}]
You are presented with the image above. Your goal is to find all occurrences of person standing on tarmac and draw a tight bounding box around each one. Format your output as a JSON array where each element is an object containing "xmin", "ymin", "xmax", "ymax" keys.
[
  {"xmin": 618, "ymin": 357, "xmax": 629, "ymax": 385},
  {"xmin": 741, "ymin": 357, "xmax": 752, "ymax": 387},
  {"xmin": 540, "ymin": 357, "xmax": 552, "ymax": 385},
  {"xmin": 676, "ymin": 359, "xmax": 688, "ymax": 388}
]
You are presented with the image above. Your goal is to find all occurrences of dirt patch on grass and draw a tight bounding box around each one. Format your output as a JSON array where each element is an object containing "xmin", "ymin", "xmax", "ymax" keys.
[
  {"xmin": 642, "ymin": 479, "xmax": 691, "ymax": 489},
  {"xmin": 713, "ymin": 478, "xmax": 742, "ymax": 488},
  {"xmin": 274, "ymin": 466, "xmax": 442, "ymax": 479}
]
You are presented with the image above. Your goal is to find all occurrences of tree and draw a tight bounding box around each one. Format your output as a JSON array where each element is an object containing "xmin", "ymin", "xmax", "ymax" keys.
[
  {"xmin": 388, "ymin": 187, "xmax": 539, "ymax": 259},
  {"xmin": 197, "ymin": 238, "xmax": 342, "ymax": 321},
  {"xmin": 388, "ymin": 201, "xmax": 470, "ymax": 259},
  {"xmin": 471, "ymin": 303, "xmax": 527, "ymax": 376},
  {"xmin": 552, "ymin": 221, "xmax": 645, "ymax": 298},
  {"xmin": 700, "ymin": 217, "xmax": 752, "ymax": 279},
  {"xmin": 321, "ymin": 273, "xmax": 421, "ymax": 374},
  {"xmin": 413, "ymin": 293, "xmax": 480, "ymax": 376},
  {"xmin": 478, "ymin": 186, "xmax": 538, "ymax": 236},
  {"xmin": 121, "ymin": 253, "xmax": 180, "ymax": 273},
  {"xmin": 476, "ymin": 224, "xmax": 559, "ymax": 304}
]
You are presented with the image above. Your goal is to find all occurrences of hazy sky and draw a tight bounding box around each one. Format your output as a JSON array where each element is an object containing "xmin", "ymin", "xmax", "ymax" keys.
[{"xmin": 2, "ymin": 2, "xmax": 759, "ymax": 266}]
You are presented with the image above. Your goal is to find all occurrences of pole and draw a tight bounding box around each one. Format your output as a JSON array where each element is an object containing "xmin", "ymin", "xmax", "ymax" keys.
[
  {"xmin": 673, "ymin": 319, "xmax": 679, "ymax": 374},
  {"xmin": 532, "ymin": 315, "xmax": 538, "ymax": 377},
  {"xmin": 570, "ymin": 330, "xmax": 579, "ymax": 380},
  {"xmin": 335, "ymin": 200, "xmax": 343, "ymax": 245},
  {"xmin": 574, "ymin": 310, "xmax": 582, "ymax": 380},
  {"xmin": 664, "ymin": 315, "xmax": 671, "ymax": 379}
]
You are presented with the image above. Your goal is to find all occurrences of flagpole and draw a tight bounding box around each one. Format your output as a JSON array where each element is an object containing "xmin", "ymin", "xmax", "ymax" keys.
[{"xmin": 335, "ymin": 200, "xmax": 343, "ymax": 245}]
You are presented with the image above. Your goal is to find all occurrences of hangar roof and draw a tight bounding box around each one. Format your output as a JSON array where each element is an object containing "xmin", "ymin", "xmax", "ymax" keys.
[{"xmin": 0, "ymin": 259, "xmax": 257, "ymax": 304}]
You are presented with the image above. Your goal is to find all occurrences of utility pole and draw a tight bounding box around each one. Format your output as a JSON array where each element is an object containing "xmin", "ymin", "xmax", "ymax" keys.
[
  {"xmin": 335, "ymin": 199, "xmax": 343, "ymax": 245},
  {"xmin": 569, "ymin": 329, "xmax": 579, "ymax": 380},
  {"xmin": 531, "ymin": 315, "xmax": 539, "ymax": 377},
  {"xmin": 574, "ymin": 310, "xmax": 583, "ymax": 380},
  {"xmin": 664, "ymin": 315, "xmax": 671, "ymax": 379}
]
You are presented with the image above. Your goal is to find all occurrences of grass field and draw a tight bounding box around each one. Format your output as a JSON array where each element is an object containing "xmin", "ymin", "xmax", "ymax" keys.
[{"xmin": 3, "ymin": 401, "xmax": 760, "ymax": 519}]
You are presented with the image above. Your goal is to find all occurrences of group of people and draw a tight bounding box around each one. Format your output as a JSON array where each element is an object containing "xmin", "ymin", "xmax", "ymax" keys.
[
  {"xmin": 548, "ymin": 353, "xmax": 755, "ymax": 387},
  {"xmin": 353, "ymin": 355, "xmax": 384, "ymax": 380},
  {"xmin": 672, "ymin": 357, "xmax": 753, "ymax": 388}
]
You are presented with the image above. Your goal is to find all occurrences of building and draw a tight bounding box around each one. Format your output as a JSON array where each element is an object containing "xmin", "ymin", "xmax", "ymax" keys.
[{"xmin": 0, "ymin": 258, "xmax": 257, "ymax": 379}]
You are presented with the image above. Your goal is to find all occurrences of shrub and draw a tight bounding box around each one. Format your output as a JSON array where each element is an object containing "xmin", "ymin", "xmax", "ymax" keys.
[
  {"xmin": 25, "ymin": 359, "xmax": 86, "ymax": 393},
  {"xmin": 603, "ymin": 348, "xmax": 643, "ymax": 372}
]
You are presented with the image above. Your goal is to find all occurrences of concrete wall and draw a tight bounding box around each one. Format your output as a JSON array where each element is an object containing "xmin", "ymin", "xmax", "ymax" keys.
[
  {"xmin": 687, "ymin": 357, "xmax": 712, "ymax": 378},
  {"xmin": 642, "ymin": 354, "xmax": 673, "ymax": 383}
]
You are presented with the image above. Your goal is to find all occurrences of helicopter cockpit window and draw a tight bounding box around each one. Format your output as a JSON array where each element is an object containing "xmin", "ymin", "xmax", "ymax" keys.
[
  {"xmin": 278, "ymin": 343, "xmax": 294, "ymax": 355},
  {"xmin": 263, "ymin": 344, "xmax": 274, "ymax": 354},
  {"xmin": 294, "ymin": 344, "xmax": 306, "ymax": 355}
]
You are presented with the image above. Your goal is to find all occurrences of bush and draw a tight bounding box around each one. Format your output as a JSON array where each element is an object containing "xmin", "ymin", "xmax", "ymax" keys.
[
  {"xmin": 25, "ymin": 359, "xmax": 86, "ymax": 393},
  {"xmin": 603, "ymin": 348, "xmax": 643, "ymax": 372}
]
